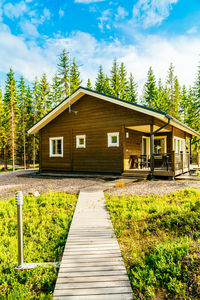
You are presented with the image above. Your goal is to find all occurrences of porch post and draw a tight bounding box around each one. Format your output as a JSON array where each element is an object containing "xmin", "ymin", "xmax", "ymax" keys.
[{"xmin": 149, "ymin": 123, "xmax": 154, "ymax": 179}]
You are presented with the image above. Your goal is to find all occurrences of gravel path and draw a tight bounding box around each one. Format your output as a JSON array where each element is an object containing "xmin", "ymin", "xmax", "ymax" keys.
[
  {"xmin": 107, "ymin": 179, "xmax": 200, "ymax": 196},
  {"xmin": 0, "ymin": 169, "xmax": 199, "ymax": 200},
  {"xmin": 0, "ymin": 170, "xmax": 103, "ymax": 200}
]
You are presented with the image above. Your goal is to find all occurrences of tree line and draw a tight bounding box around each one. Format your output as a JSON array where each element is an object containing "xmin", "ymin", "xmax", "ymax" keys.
[{"xmin": 0, "ymin": 49, "xmax": 199, "ymax": 170}]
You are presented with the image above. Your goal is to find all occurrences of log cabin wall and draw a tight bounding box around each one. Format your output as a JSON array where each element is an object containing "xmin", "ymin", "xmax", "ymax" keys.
[{"xmin": 40, "ymin": 95, "xmax": 153, "ymax": 173}]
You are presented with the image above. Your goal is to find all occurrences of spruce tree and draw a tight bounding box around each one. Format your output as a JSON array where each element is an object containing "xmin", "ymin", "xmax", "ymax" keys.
[
  {"xmin": 119, "ymin": 62, "xmax": 128, "ymax": 100},
  {"xmin": 50, "ymin": 73, "xmax": 63, "ymax": 107},
  {"xmin": 25, "ymin": 86, "xmax": 33, "ymax": 167},
  {"xmin": 39, "ymin": 73, "xmax": 51, "ymax": 115},
  {"xmin": 166, "ymin": 63, "xmax": 180, "ymax": 118},
  {"xmin": 110, "ymin": 59, "xmax": 120, "ymax": 97},
  {"xmin": 70, "ymin": 58, "xmax": 82, "ymax": 93},
  {"xmin": 57, "ymin": 49, "xmax": 70, "ymax": 98},
  {"xmin": 3, "ymin": 68, "xmax": 18, "ymax": 171},
  {"xmin": 143, "ymin": 67, "xmax": 157, "ymax": 108},
  {"xmin": 95, "ymin": 65, "xmax": 106, "ymax": 93},
  {"xmin": 156, "ymin": 79, "xmax": 169, "ymax": 112},
  {"xmin": 87, "ymin": 78, "xmax": 92, "ymax": 89},
  {"xmin": 127, "ymin": 73, "xmax": 138, "ymax": 103}
]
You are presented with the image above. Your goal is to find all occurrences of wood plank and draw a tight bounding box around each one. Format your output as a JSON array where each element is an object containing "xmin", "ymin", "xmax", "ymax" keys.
[
  {"xmin": 54, "ymin": 286, "xmax": 133, "ymax": 296},
  {"xmin": 54, "ymin": 294, "xmax": 133, "ymax": 300},
  {"xmin": 53, "ymin": 190, "xmax": 132, "ymax": 299},
  {"xmin": 56, "ymin": 275, "xmax": 130, "ymax": 283}
]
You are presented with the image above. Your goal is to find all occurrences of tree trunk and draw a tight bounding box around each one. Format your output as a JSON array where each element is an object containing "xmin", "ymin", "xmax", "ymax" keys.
[
  {"xmin": 33, "ymin": 135, "xmax": 35, "ymax": 168},
  {"xmin": 11, "ymin": 102, "xmax": 15, "ymax": 171},
  {"xmin": 23, "ymin": 116, "xmax": 26, "ymax": 169},
  {"xmin": 4, "ymin": 147, "xmax": 7, "ymax": 170}
]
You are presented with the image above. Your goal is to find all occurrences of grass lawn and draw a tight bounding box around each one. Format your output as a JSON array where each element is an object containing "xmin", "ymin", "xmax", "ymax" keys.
[
  {"xmin": 106, "ymin": 188, "xmax": 200, "ymax": 299},
  {"xmin": 0, "ymin": 192, "xmax": 77, "ymax": 299}
]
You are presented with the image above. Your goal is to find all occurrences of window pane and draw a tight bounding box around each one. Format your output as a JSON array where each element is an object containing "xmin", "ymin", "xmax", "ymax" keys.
[
  {"xmin": 79, "ymin": 138, "xmax": 84, "ymax": 145},
  {"xmin": 154, "ymin": 138, "xmax": 165, "ymax": 154},
  {"xmin": 111, "ymin": 136, "xmax": 117, "ymax": 144},
  {"xmin": 52, "ymin": 140, "xmax": 56, "ymax": 154},
  {"xmin": 57, "ymin": 140, "xmax": 62, "ymax": 154}
]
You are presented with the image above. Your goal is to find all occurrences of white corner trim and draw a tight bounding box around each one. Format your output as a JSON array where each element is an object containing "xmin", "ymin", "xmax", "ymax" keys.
[
  {"xmin": 107, "ymin": 132, "xmax": 119, "ymax": 147},
  {"xmin": 49, "ymin": 137, "xmax": 63, "ymax": 157}
]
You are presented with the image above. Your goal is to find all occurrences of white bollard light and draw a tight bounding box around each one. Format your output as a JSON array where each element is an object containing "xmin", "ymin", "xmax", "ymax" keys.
[{"xmin": 16, "ymin": 191, "xmax": 23, "ymax": 268}]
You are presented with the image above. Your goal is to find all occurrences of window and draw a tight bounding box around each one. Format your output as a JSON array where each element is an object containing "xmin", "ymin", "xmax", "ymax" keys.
[
  {"xmin": 174, "ymin": 137, "xmax": 185, "ymax": 153},
  {"xmin": 49, "ymin": 137, "xmax": 63, "ymax": 157},
  {"xmin": 76, "ymin": 135, "xmax": 86, "ymax": 148},
  {"xmin": 154, "ymin": 137, "xmax": 167, "ymax": 154},
  {"xmin": 107, "ymin": 132, "xmax": 119, "ymax": 147}
]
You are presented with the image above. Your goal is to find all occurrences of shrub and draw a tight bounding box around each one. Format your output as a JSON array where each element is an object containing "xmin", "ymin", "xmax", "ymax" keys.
[
  {"xmin": 106, "ymin": 188, "xmax": 200, "ymax": 299},
  {"xmin": 0, "ymin": 192, "xmax": 77, "ymax": 298}
]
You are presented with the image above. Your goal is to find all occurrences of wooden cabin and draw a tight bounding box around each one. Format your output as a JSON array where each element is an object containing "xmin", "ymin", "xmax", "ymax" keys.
[{"xmin": 28, "ymin": 87, "xmax": 200, "ymax": 179}]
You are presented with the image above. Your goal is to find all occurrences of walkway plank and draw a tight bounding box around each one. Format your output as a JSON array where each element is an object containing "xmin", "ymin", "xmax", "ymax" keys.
[{"xmin": 53, "ymin": 189, "xmax": 133, "ymax": 300}]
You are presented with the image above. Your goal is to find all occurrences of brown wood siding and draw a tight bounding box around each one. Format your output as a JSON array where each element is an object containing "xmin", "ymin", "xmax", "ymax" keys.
[
  {"xmin": 39, "ymin": 95, "xmax": 191, "ymax": 173},
  {"xmin": 40, "ymin": 95, "xmax": 153, "ymax": 173}
]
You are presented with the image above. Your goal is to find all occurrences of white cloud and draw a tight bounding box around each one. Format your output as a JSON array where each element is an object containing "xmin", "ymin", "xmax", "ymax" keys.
[
  {"xmin": 133, "ymin": 0, "xmax": 178, "ymax": 28},
  {"xmin": 187, "ymin": 26, "xmax": 198, "ymax": 34},
  {"xmin": 115, "ymin": 6, "xmax": 128, "ymax": 20},
  {"xmin": 98, "ymin": 9, "xmax": 111, "ymax": 30},
  {"xmin": 20, "ymin": 20, "xmax": 39, "ymax": 37},
  {"xmin": 0, "ymin": 26, "xmax": 199, "ymax": 97},
  {"xmin": 3, "ymin": 1, "xmax": 28, "ymax": 19},
  {"xmin": 59, "ymin": 8, "xmax": 65, "ymax": 18},
  {"xmin": 75, "ymin": 0, "xmax": 105, "ymax": 3}
]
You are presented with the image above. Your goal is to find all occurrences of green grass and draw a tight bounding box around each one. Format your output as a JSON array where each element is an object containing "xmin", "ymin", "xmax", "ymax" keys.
[
  {"xmin": 0, "ymin": 192, "xmax": 77, "ymax": 299},
  {"xmin": 106, "ymin": 188, "xmax": 200, "ymax": 299}
]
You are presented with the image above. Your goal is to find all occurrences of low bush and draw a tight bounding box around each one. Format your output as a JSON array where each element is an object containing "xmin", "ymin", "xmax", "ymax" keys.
[
  {"xmin": 106, "ymin": 188, "xmax": 200, "ymax": 299},
  {"xmin": 0, "ymin": 192, "xmax": 77, "ymax": 299}
]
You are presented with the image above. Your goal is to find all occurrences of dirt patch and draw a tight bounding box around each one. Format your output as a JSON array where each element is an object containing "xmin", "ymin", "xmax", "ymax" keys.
[
  {"xmin": 0, "ymin": 170, "xmax": 104, "ymax": 200},
  {"xmin": 107, "ymin": 179, "xmax": 200, "ymax": 196}
]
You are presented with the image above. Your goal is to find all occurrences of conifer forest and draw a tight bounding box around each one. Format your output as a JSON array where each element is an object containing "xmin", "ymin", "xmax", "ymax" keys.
[{"xmin": 0, "ymin": 49, "xmax": 199, "ymax": 170}]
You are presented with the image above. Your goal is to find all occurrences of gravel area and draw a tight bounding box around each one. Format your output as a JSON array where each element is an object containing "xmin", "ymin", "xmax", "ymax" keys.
[
  {"xmin": 107, "ymin": 179, "xmax": 200, "ymax": 196},
  {"xmin": 0, "ymin": 169, "xmax": 199, "ymax": 200},
  {"xmin": 0, "ymin": 169, "xmax": 103, "ymax": 200}
]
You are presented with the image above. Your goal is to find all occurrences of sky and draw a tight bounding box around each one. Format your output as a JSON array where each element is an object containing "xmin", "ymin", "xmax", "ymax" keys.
[{"xmin": 0, "ymin": 0, "xmax": 200, "ymax": 94}]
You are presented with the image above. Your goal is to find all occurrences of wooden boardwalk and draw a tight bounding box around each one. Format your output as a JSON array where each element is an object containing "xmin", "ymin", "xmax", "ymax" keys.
[{"xmin": 53, "ymin": 187, "xmax": 133, "ymax": 300}]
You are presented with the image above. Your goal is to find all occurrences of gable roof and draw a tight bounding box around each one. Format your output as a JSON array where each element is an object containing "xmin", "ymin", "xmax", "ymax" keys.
[{"xmin": 28, "ymin": 86, "xmax": 200, "ymax": 137}]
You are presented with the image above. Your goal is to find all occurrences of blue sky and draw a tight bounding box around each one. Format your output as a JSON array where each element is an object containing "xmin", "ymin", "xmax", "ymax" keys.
[{"xmin": 0, "ymin": 0, "xmax": 200, "ymax": 94}]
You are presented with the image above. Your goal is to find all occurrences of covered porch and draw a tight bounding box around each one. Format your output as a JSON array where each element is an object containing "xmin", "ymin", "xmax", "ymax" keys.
[{"xmin": 122, "ymin": 122, "xmax": 197, "ymax": 179}]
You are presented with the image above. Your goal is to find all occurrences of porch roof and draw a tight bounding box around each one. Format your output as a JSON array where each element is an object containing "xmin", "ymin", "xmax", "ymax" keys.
[{"xmin": 28, "ymin": 87, "xmax": 200, "ymax": 138}]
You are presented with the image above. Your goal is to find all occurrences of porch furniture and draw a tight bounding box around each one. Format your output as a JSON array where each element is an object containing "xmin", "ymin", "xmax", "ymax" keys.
[
  {"xmin": 129, "ymin": 155, "xmax": 139, "ymax": 169},
  {"xmin": 139, "ymin": 155, "xmax": 149, "ymax": 169}
]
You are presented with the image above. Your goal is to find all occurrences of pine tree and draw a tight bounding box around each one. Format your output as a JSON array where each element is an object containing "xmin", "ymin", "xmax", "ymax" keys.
[
  {"xmin": 39, "ymin": 73, "xmax": 51, "ymax": 115},
  {"xmin": 156, "ymin": 79, "xmax": 169, "ymax": 112},
  {"xmin": 57, "ymin": 49, "xmax": 70, "ymax": 98},
  {"xmin": 50, "ymin": 73, "xmax": 63, "ymax": 107},
  {"xmin": 32, "ymin": 78, "xmax": 40, "ymax": 167},
  {"xmin": 70, "ymin": 58, "xmax": 82, "ymax": 93},
  {"xmin": 103, "ymin": 76, "xmax": 112, "ymax": 96},
  {"xmin": 143, "ymin": 67, "xmax": 157, "ymax": 108},
  {"xmin": 166, "ymin": 63, "xmax": 180, "ymax": 118},
  {"xmin": 87, "ymin": 78, "xmax": 92, "ymax": 90},
  {"xmin": 95, "ymin": 65, "xmax": 106, "ymax": 93},
  {"xmin": 18, "ymin": 76, "xmax": 27, "ymax": 168},
  {"xmin": 110, "ymin": 59, "xmax": 120, "ymax": 97},
  {"xmin": 119, "ymin": 62, "xmax": 128, "ymax": 100},
  {"xmin": 3, "ymin": 68, "xmax": 18, "ymax": 171},
  {"xmin": 126, "ymin": 73, "xmax": 138, "ymax": 103},
  {"xmin": 25, "ymin": 86, "xmax": 33, "ymax": 167},
  {"xmin": 0, "ymin": 88, "xmax": 4, "ymax": 166},
  {"xmin": 180, "ymin": 85, "xmax": 188, "ymax": 122}
]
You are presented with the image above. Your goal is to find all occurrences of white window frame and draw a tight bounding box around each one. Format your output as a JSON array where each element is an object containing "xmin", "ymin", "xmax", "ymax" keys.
[
  {"xmin": 174, "ymin": 136, "xmax": 185, "ymax": 153},
  {"xmin": 76, "ymin": 135, "xmax": 86, "ymax": 148},
  {"xmin": 142, "ymin": 136, "xmax": 150, "ymax": 156},
  {"xmin": 49, "ymin": 137, "xmax": 63, "ymax": 157},
  {"xmin": 107, "ymin": 132, "xmax": 119, "ymax": 147}
]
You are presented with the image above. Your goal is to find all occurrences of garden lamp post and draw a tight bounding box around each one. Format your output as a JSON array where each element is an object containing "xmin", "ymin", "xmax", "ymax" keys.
[{"xmin": 16, "ymin": 191, "xmax": 24, "ymax": 268}]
